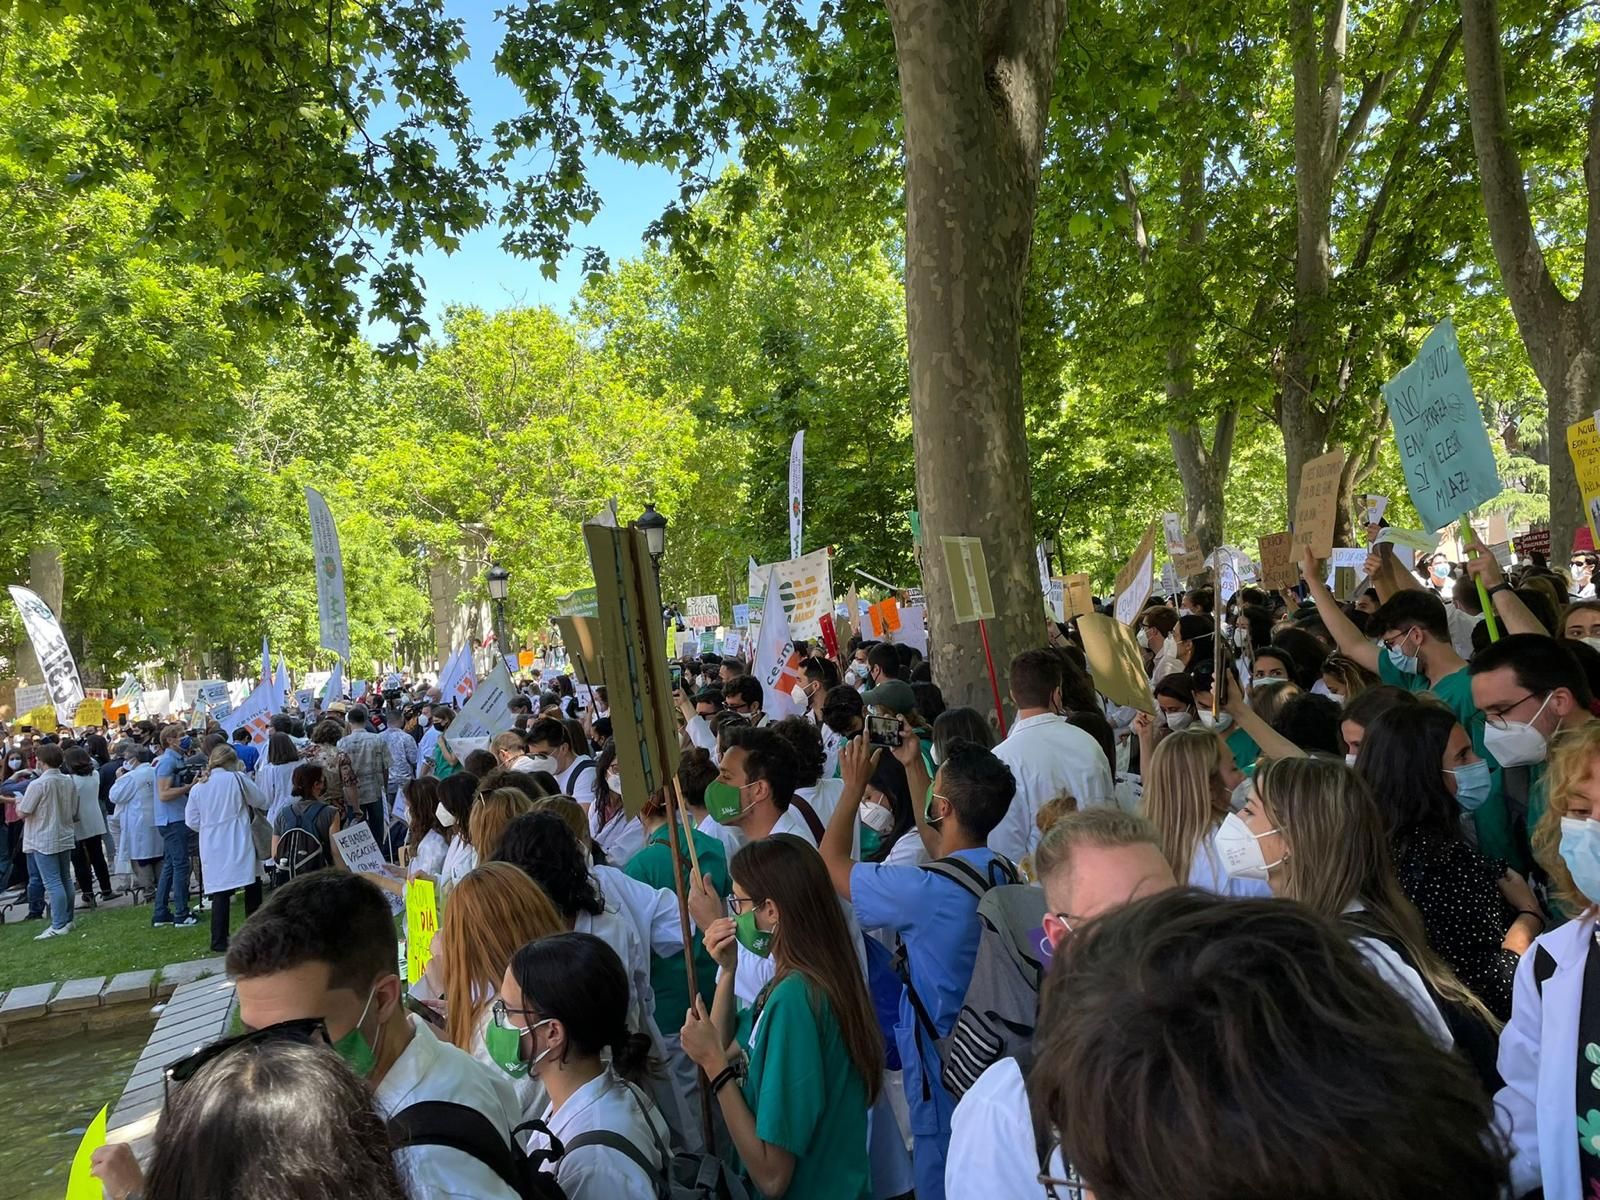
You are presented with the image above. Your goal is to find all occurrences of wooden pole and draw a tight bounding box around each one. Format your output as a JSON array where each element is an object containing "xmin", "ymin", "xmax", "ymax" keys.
[{"xmin": 664, "ymin": 776, "xmax": 713, "ymax": 1151}]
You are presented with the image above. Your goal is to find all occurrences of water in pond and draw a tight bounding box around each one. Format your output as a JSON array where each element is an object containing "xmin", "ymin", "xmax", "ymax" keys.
[{"xmin": 0, "ymin": 1017, "xmax": 155, "ymax": 1200}]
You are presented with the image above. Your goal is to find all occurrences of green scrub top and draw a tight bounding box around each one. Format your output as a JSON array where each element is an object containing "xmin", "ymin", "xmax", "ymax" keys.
[
  {"xmin": 1225, "ymin": 726, "xmax": 1259, "ymax": 771},
  {"xmin": 623, "ymin": 825, "xmax": 729, "ymax": 1030},
  {"xmin": 738, "ymin": 974, "xmax": 871, "ymax": 1200}
]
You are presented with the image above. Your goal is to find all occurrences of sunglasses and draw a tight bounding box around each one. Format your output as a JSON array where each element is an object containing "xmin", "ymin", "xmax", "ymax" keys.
[{"xmin": 163, "ymin": 1017, "xmax": 327, "ymax": 1104}]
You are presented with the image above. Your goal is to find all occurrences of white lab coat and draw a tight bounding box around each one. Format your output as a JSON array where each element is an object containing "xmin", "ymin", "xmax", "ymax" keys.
[
  {"xmin": 989, "ymin": 714, "xmax": 1115, "ymax": 864},
  {"xmin": 523, "ymin": 1071, "xmax": 668, "ymax": 1200},
  {"xmin": 70, "ymin": 773, "xmax": 107, "ymax": 840},
  {"xmin": 184, "ymin": 768, "xmax": 268, "ymax": 893},
  {"xmin": 1496, "ymin": 909, "xmax": 1599, "ymax": 1199},
  {"xmin": 109, "ymin": 764, "xmax": 163, "ymax": 862},
  {"xmin": 254, "ymin": 760, "xmax": 300, "ymax": 827}
]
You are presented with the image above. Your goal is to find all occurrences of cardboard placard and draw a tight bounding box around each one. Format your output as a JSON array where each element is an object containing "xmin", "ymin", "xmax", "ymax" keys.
[
  {"xmin": 72, "ymin": 697, "xmax": 105, "ymax": 726},
  {"xmin": 1257, "ymin": 532, "xmax": 1298, "ymax": 591},
  {"xmin": 405, "ymin": 879, "xmax": 439, "ymax": 985},
  {"xmin": 685, "ymin": 595, "xmax": 722, "ymax": 630},
  {"xmin": 1077, "ymin": 613, "xmax": 1155, "ymax": 715},
  {"xmin": 553, "ymin": 615, "xmax": 604, "ymax": 687},
  {"xmin": 1174, "ymin": 548, "xmax": 1205, "ymax": 578},
  {"xmin": 1113, "ymin": 522, "xmax": 1158, "ymax": 626},
  {"xmin": 940, "ymin": 536, "xmax": 996, "ymax": 624},
  {"xmin": 1384, "ymin": 319, "xmax": 1501, "ymax": 532},
  {"xmin": 1292, "ymin": 449, "xmax": 1346, "ymax": 560}
]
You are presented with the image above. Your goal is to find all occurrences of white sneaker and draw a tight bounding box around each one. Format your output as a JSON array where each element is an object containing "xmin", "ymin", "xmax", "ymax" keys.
[{"xmin": 34, "ymin": 922, "xmax": 74, "ymax": 940}]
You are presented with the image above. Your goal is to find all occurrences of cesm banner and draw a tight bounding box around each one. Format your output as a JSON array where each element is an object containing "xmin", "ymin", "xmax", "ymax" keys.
[
  {"xmin": 8, "ymin": 586, "xmax": 84, "ymax": 726},
  {"xmin": 747, "ymin": 548, "xmax": 833, "ymax": 639}
]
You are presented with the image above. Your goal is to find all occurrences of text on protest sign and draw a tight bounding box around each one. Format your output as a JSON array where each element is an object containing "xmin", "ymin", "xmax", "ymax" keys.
[
  {"xmin": 1292, "ymin": 450, "xmax": 1345, "ymax": 560},
  {"xmin": 405, "ymin": 879, "xmax": 439, "ymax": 985},
  {"xmin": 1382, "ymin": 318, "xmax": 1501, "ymax": 532},
  {"xmin": 9, "ymin": 586, "xmax": 85, "ymax": 725},
  {"xmin": 1568, "ymin": 418, "xmax": 1600, "ymax": 549},
  {"xmin": 13, "ymin": 683, "xmax": 48, "ymax": 717},
  {"xmin": 1257, "ymin": 533, "xmax": 1298, "ymax": 591},
  {"xmin": 333, "ymin": 823, "xmax": 387, "ymax": 876},
  {"xmin": 450, "ymin": 658, "xmax": 517, "ymax": 738},
  {"xmin": 747, "ymin": 548, "xmax": 834, "ymax": 639}
]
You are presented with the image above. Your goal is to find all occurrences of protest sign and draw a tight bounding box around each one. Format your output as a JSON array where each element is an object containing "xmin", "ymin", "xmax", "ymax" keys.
[
  {"xmin": 198, "ymin": 682, "xmax": 229, "ymax": 712},
  {"xmin": 1046, "ymin": 579, "xmax": 1065, "ymax": 623},
  {"xmin": 1568, "ymin": 417, "xmax": 1600, "ymax": 547},
  {"xmin": 72, "ymin": 697, "xmax": 105, "ymax": 727},
  {"xmin": 1065, "ymin": 574, "xmax": 1094, "ymax": 620},
  {"xmin": 1113, "ymin": 522, "xmax": 1158, "ymax": 626},
  {"xmin": 584, "ymin": 512, "xmax": 682, "ymax": 814},
  {"xmin": 1257, "ymin": 533, "xmax": 1297, "ymax": 591},
  {"xmin": 1515, "ymin": 526, "xmax": 1551, "ymax": 558},
  {"xmin": 1174, "ymin": 547, "xmax": 1205, "ymax": 577},
  {"xmin": 405, "ymin": 879, "xmax": 439, "ymax": 985},
  {"xmin": 940, "ymin": 536, "xmax": 996, "ymax": 624},
  {"xmin": 450, "ymin": 657, "xmax": 516, "ymax": 739},
  {"xmin": 333, "ymin": 823, "xmax": 387, "ymax": 876},
  {"xmin": 1292, "ymin": 449, "xmax": 1345, "ymax": 560},
  {"xmin": 557, "ymin": 586, "xmax": 600, "ymax": 618},
  {"xmin": 306, "ymin": 487, "xmax": 352, "ymax": 662},
  {"xmin": 686, "ymin": 595, "xmax": 721, "ymax": 630},
  {"xmin": 13, "ymin": 683, "xmax": 47, "ymax": 717},
  {"xmin": 1375, "ymin": 527, "xmax": 1438, "ymax": 552},
  {"xmin": 897, "ymin": 606, "xmax": 929, "ymax": 655},
  {"xmin": 64, "ymin": 1104, "xmax": 109, "ymax": 1200},
  {"xmin": 878, "ymin": 596, "xmax": 902, "ymax": 634},
  {"xmin": 1325, "ymin": 548, "xmax": 1368, "ymax": 598},
  {"xmin": 1383, "ymin": 319, "xmax": 1501, "ymax": 532},
  {"xmin": 748, "ymin": 548, "xmax": 833, "ymax": 639},
  {"xmin": 293, "ymin": 688, "xmax": 313, "ymax": 710},
  {"xmin": 9, "ymin": 585, "xmax": 84, "ymax": 725},
  {"xmin": 24, "ymin": 705, "xmax": 57, "ymax": 732},
  {"xmin": 1036, "ymin": 543, "xmax": 1053, "ymax": 597},
  {"xmin": 1364, "ymin": 495, "xmax": 1389, "ymax": 526},
  {"xmin": 1078, "ymin": 614, "xmax": 1155, "ymax": 715},
  {"xmin": 818, "ymin": 612, "xmax": 840, "ymax": 659},
  {"xmin": 751, "ymin": 567, "xmax": 805, "ymax": 722},
  {"xmin": 722, "ymin": 631, "xmax": 743, "ymax": 658},
  {"xmin": 698, "ymin": 630, "xmax": 715, "ymax": 653},
  {"xmin": 1488, "ymin": 541, "xmax": 1515, "ymax": 569},
  {"xmin": 732, "ymin": 603, "xmax": 751, "ymax": 628},
  {"xmin": 1160, "ymin": 562, "xmax": 1179, "ymax": 595}
]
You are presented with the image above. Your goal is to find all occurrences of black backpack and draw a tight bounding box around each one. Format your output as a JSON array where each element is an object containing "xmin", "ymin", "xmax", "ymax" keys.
[
  {"xmin": 388, "ymin": 1102, "xmax": 567, "ymax": 1200},
  {"xmin": 274, "ymin": 801, "xmax": 332, "ymax": 882}
]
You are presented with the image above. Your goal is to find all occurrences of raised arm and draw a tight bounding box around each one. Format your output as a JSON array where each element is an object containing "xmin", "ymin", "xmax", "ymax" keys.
[
  {"xmin": 1300, "ymin": 547, "xmax": 1380, "ymax": 673},
  {"xmin": 1462, "ymin": 526, "xmax": 1545, "ymax": 638}
]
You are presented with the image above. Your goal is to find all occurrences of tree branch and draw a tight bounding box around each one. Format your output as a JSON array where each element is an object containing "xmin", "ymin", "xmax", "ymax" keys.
[{"xmin": 1333, "ymin": 0, "xmax": 1427, "ymax": 176}]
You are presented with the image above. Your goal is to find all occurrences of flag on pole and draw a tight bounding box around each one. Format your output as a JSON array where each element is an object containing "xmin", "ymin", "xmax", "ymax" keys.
[
  {"xmin": 788, "ymin": 429, "xmax": 805, "ymax": 560},
  {"xmin": 8, "ymin": 586, "xmax": 84, "ymax": 727},
  {"xmin": 306, "ymin": 486, "xmax": 352, "ymax": 662},
  {"xmin": 437, "ymin": 643, "xmax": 475, "ymax": 705},
  {"xmin": 322, "ymin": 659, "xmax": 344, "ymax": 707},
  {"xmin": 752, "ymin": 567, "xmax": 804, "ymax": 720},
  {"xmin": 272, "ymin": 655, "xmax": 290, "ymax": 712},
  {"xmin": 260, "ymin": 636, "xmax": 271, "ymax": 688}
]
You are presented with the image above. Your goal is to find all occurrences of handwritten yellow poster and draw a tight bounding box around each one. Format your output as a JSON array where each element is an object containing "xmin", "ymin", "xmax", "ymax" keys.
[
  {"xmin": 405, "ymin": 879, "xmax": 439, "ymax": 985},
  {"xmin": 1567, "ymin": 418, "xmax": 1600, "ymax": 548}
]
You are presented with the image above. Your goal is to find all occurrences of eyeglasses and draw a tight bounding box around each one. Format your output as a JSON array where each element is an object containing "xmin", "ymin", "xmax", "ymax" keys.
[
  {"xmin": 163, "ymin": 1017, "xmax": 327, "ymax": 1104},
  {"xmin": 491, "ymin": 998, "xmax": 541, "ymax": 1030},
  {"xmin": 1483, "ymin": 691, "xmax": 1546, "ymax": 731},
  {"xmin": 1038, "ymin": 1163, "xmax": 1089, "ymax": 1199},
  {"xmin": 727, "ymin": 895, "xmax": 762, "ymax": 914}
]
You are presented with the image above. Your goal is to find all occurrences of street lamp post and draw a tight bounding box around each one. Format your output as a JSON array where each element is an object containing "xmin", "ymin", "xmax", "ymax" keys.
[
  {"xmin": 486, "ymin": 562, "xmax": 511, "ymax": 665},
  {"xmin": 636, "ymin": 502, "xmax": 669, "ymax": 630},
  {"xmin": 387, "ymin": 627, "xmax": 400, "ymax": 675},
  {"xmin": 1042, "ymin": 535, "xmax": 1057, "ymax": 577}
]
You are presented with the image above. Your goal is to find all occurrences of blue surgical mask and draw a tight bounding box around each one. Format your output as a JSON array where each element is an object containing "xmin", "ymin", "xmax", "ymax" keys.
[
  {"xmin": 1446, "ymin": 758, "xmax": 1492, "ymax": 813},
  {"xmin": 1559, "ymin": 816, "xmax": 1600, "ymax": 903},
  {"xmin": 1384, "ymin": 629, "xmax": 1420, "ymax": 674}
]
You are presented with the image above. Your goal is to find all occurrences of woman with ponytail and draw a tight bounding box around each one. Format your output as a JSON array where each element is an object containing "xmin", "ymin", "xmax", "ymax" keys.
[
  {"xmin": 680, "ymin": 833, "xmax": 882, "ymax": 1199},
  {"xmin": 495, "ymin": 932, "xmax": 669, "ymax": 1200}
]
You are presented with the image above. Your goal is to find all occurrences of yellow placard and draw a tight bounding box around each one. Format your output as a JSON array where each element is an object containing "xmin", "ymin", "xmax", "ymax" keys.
[
  {"xmin": 65, "ymin": 1104, "xmax": 109, "ymax": 1200},
  {"xmin": 405, "ymin": 879, "xmax": 439, "ymax": 986},
  {"xmin": 73, "ymin": 698, "xmax": 106, "ymax": 727},
  {"xmin": 939, "ymin": 536, "xmax": 996, "ymax": 624},
  {"xmin": 1567, "ymin": 418, "xmax": 1600, "ymax": 547},
  {"xmin": 22, "ymin": 704, "xmax": 57, "ymax": 732}
]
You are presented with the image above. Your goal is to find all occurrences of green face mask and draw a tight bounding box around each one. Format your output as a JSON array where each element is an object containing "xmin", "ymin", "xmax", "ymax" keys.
[
  {"xmin": 859, "ymin": 827, "xmax": 882, "ymax": 857},
  {"xmin": 705, "ymin": 778, "xmax": 754, "ymax": 825},
  {"xmin": 330, "ymin": 987, "xmax": 380, "ymax": 1078},
  {"xmin": 734, "ymin": 908, "xmax": 773, "ymax": 957},
  {"xmin": 484, "ymin": 1020, "xmax": 530, "ymax": 1078}
]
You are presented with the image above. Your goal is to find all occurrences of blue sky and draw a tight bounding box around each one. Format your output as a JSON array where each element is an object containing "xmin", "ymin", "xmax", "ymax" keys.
[{"xmin": 375, "ymin": 4, "xmax": 684, "ymax": 334}]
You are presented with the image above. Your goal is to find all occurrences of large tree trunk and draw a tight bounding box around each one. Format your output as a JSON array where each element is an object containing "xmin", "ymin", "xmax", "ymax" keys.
[
  {"xmin": 15, "ymin": 543, "xmax": 63, "ymax": 684},
  {"xmin": 1460, "ymin": 0, "xmax": 1600, "ymax": 559},
  {"xmin": 886, "ymin": 0, "xmax": 1067, "ymax": 720},
  {"xmin": 1169, "ymin": 406, "xmax": 1238, "ymax": 556}
]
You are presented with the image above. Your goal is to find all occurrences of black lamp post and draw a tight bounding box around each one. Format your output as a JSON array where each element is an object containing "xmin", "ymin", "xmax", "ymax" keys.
[
  {"xmin": 486, "ymin": 562, "xmax": 511, "ymax": 660},
  {"xmin": 637, "ymin": 503, "xmax": 668, "ymax": 585}
]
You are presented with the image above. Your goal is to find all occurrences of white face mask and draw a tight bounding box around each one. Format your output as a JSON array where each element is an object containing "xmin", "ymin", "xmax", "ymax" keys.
[
  {"xmin": 860, "ymin": 801, "xmax": 895, "ymax": 834},
  {"xmin": 435, "ymin": 803, "xmax": 457, "ymax": 828},
  {"xmin": 527, "ymin": 754, "xmax": 558, "ymax": 774},
  {"xmin": 1481, "ymin": 693, "xmax": 1555, "ymax": 768},
  {"xmin": 605, "ymin": 772, "xmax": 621, "ymax": 794},
  {"xmin": 790, "ymin": 684, "xmax": 809, "ymax": 707},
  {"xmin": 1344, "ymin": 752, "xmax": 1358, "ymax": 768},
  {"xmin": 1162, "ymin": 711, "xmax": 1194, "ymax": 732},
  {"xmin": 1583, "ymin": 637, "xmax": 1600, "ymax": 654},
  {"xmin": 1213, "ymin": 810, "xmax": 1284, "ymax": 880},
  {"xmin": 1233, "ymin": 627, "xmax": 1249, "ymax": 649},
  {"xmin": 1137, "ymin": 626, "xmax": 1151, "ymax": 651},
  {"xmin": 1197, "ymin": 710, "xmax": 1232, "ymax": 732}
]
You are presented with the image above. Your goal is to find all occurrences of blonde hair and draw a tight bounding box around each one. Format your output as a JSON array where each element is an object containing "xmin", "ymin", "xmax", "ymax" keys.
[
  {"xmin": 1321, "ymin": 654, "xmax": 1379, "ymax": 700},
  {"xmin": 490, "ymin": 731, "xmax": 526, "ymax": 756},
  {"xmin": 1536, "ymin": 721, "xmax": 1600, "ymax": 913},
  {"xmin": 440, "ymin": 862, "xmax": 564, "ymax": 1051},
  {"xmin": 1034, "ymin": 807, "xmax": 1162, "ymax": 887},
  {"xmin": 1255, "ymin": 757, "xmax": 1498, "ymax": 1028},
  {"xmin": 1141, "ymin": 728, "xmax": 1231, "ymax": 884},
  {"xmin": 206, "ymin": 744, "xmax": 239, "ymax": 770},
  {"xmin": 467, "ymin": 788, "xmax": 536, "ymax": 862}
]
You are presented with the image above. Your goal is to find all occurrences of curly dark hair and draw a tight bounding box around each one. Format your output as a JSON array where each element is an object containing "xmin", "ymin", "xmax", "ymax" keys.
[{"xmin": 492, "ymin": 811, "xmax": 603, "ymax": 919}]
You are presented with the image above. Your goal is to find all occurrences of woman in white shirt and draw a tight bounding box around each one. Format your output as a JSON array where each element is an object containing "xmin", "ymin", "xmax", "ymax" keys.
[
  {"xmin": 590, "ymin": 742, "xmax": 645, "ymax": 866},
  {"xmin": 435, "ymin": 773, "xmax": 480, "ymax": 895},
  {"xmin": 252, "ymin": 732, "xmax": 303, "ymax": 827},
  {"xmin": 1227, "ymin": 755, "xmax": 1504, "ymax": 1089},
  {"xmin": 63, "ymin": 747, "xmax": 112, "ymax": 904},
  {"xmin": 1140, "ymin": 726, "xmax": 1270, "ymax": 898},
  {"xmin": 109, "ymin": 750, "xmax": 163, "ymax": 894},
  {"xmin": 493, "ymin": 932, "xmax": 670, "ymax": 1200},
  {"xmin": 400, "ymin": 776, "xmax": 449, "ymax": 878},
  {"xmin": 184, "ymin": 744, "xmax": 268, "ymax": 953},
  {"xmin": 436, "ymin": 861, "xmax": 566, "ymax": 1117}
]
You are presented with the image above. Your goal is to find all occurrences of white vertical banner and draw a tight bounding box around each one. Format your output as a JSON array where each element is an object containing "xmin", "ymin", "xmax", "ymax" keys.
[
  {"xmin": 788, "ymin": 429, "xmax": 805, "ymax": 560},
  {"xmin": 322, "ymin": 659, "xmax": 344, "ymax": 707},
  {"xmin": 273, "ymin": 655, "xmax": 290, "ymax": 712},
  {"xmin": 437, "ymin": 642, "xmax": 475, "ymax": 704},
  {"xmin": 306, "ymin": 486, "xmax": 351, "ymax": 663},
  {"xmin": 8, "ymin": 586, "xmax": 84, "ymax": 725}
]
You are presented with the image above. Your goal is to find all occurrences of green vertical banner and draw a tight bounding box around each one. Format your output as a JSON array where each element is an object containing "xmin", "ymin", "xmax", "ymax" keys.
[{"xmin": 908, "ymin": 510, "xmax": 923, "ymax": 546}]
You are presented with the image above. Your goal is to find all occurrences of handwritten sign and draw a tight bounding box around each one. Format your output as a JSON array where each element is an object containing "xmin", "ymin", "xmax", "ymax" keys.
[
  {"xmin": 1258, "ymin": 532, "xmax": 1297, "ymax": 591},
  {"xmin": 732, "ymin": 603, "xmax": 751, "ymax": 628},
  {"xmin": 1383, "ymin": 319, "xmax": 1501, "ymax": 532},
  {"xmin": 1113, "ymin": 522, "xmax": 1158, "ymax": 626},
  {"xmin": 686, "ymin": 595, "xmax": 722, "ymax": 630},
  {"xmin": 1568, "ymin": 418, "xmax": 1600, "ymax": 548},
  {"xmin": 334, "ymin": 823, "xmax": 387, "ymax": 875},
  {"xmin": 1161, "ymin": 512, "xmax": 1185, "ymax": 556},
  {"xmin": 1292, "ymin": 449, "xmax": 1346, "ymax": 560},
  {"xmin": 406, "ymin": 878, "xmax": 440, "ymax": 985},
  {"xmin": 72, "ymin": 697, "xmax": 105, "ymax": 726},
  {"xmin": 13, "ymin": 683, "xmax": 47, "ymax": 717}
]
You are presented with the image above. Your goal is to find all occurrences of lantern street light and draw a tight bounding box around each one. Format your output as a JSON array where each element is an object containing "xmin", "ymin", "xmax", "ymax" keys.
[{"xmin": 486, "ymin": 562, "xmax": 511, "ymax": 660}]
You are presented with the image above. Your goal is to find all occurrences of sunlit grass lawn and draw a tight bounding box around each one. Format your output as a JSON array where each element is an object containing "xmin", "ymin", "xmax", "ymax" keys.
[{"xmin": 0, "ymin": 901, "xmax": 243, "ymax": 987}]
